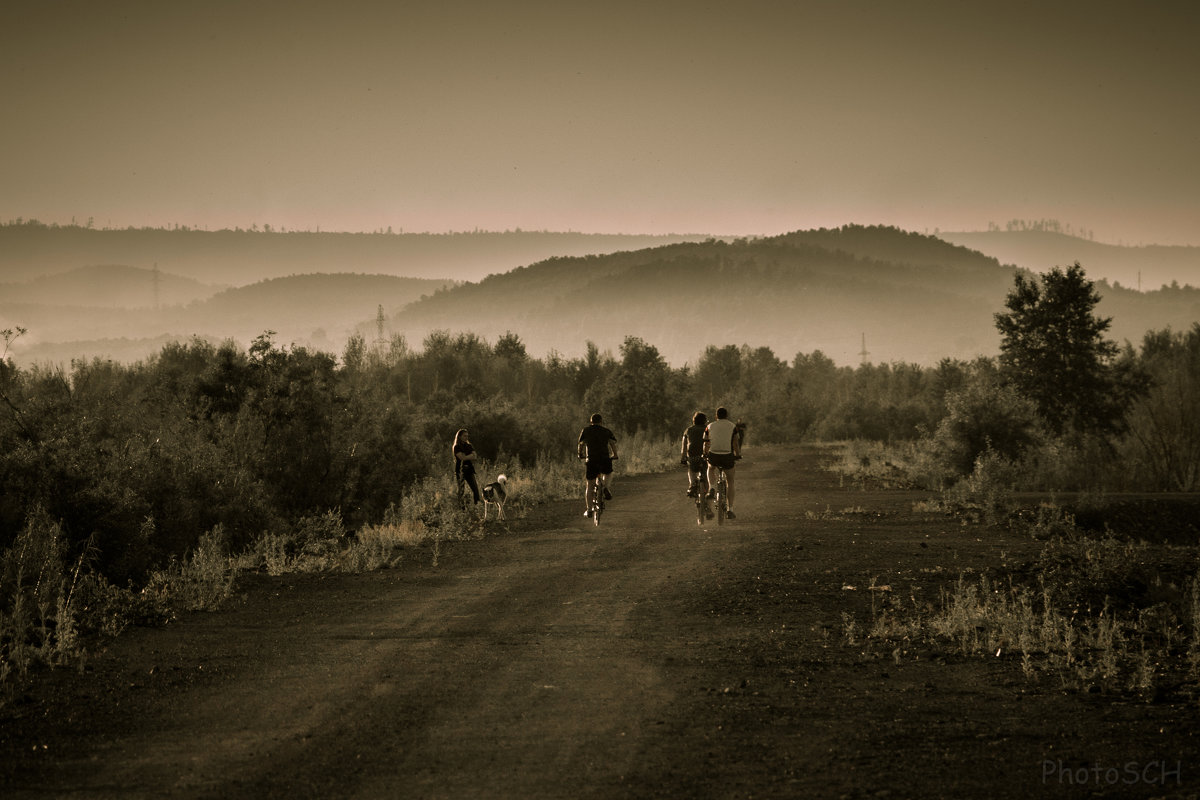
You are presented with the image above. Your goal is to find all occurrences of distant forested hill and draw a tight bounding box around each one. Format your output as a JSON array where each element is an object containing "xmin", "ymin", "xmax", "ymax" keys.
[
  {"xmin": 939, "ymin": 230, "xmax": 1200, "ymax": 291},
  {"xmin": 387, "ymin": 225, "xmax": 1200, "ymax": 366},
  {"xmin": 0, "ymin": 264, "xmax": 221, "ymax": 308},
  {"xmin": 7, "ymin": 223, "xmax": 1196, "ymax": 368},
  {"xmin": 0, "ymin": 221, "xmax": 710, "ymax": 284},
  {"xmin": 5, "ymin": 272, "xmax": 451, "ymax": 366},
  {"xmin": 193, "ymin": 273, "xmax": 453, "ymax": 343}
]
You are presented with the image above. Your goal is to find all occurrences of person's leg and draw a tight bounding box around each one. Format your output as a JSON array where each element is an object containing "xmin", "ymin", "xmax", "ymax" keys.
[
  {"xmin": 466, "ymin": 472, "xmax": 481, "ymax": 504},
  {"xmin": 584, "ymin": 475, "xmax": 594, "ymax": 514},
  {"xmin": 726, "ymin": 468, "xmax": 735, "ymax": 511}
]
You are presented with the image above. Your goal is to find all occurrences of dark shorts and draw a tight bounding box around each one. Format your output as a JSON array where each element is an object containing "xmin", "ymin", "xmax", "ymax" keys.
[
  {"xmin": 585, "ymin": 457, "xmax": 613, "ymax": 481},
  {"xmin": 706, "ymin": 452, "xmax": 737, "ymax": 471}
]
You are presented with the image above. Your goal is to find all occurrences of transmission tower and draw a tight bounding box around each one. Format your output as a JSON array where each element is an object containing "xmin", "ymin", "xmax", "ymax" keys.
[{"xmin": 859, "ymin": 333, "xmax": 870, "ymax": 366}]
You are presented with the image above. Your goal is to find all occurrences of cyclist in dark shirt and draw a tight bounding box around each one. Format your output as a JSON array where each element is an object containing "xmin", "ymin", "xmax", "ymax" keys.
[
  {"xmin": 577, "ymin": 413, "xmax": 618, "ymax": 518},
  {"xmin": 680, "ymin": 411, "xmax": 709, "ymax": 499}
]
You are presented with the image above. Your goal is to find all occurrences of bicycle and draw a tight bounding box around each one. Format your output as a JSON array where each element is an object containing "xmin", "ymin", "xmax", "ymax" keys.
[
  {"xmin": 589, "ymin": 485, "xmax": 604, "ymax": 527},
  {"xmin": 711, "ymin": 464, "xmax": 729, "ymax": 525},
  {"xmin": 707, "ymin": 454, "xmax": 741, "ymax": 526},
  {"xmin": 580, "ymin": 453, "xmax": 615, "ymax": 528},
  {"xmin": 694, "ymin": 482, "xmax": 712, "ymax": 525},
  {"xmin": 683, "ymin": 457, "xmax": 711, "ymax": 526}
]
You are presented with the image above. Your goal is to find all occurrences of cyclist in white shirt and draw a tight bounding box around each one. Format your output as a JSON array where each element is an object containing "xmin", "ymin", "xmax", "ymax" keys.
[{"xmin": 703, "ymin": 406, "xmax": 741, "ymax": 519}]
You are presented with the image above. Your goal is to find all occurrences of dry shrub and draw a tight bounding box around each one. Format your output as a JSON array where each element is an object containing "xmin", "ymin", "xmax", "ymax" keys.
[
  {"xmin": 141, "ymin": 525, "xmax": 237, "ymax": 613},
  {"xmin": 0, "ymin": 509, "xmax": 88, "ymax": 696},
  {"xmin": 854, "ymin": 526, "xmax": 1200, "ymax": 699}
]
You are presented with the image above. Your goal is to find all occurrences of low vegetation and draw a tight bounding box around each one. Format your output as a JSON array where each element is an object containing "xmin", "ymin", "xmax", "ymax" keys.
[
  {"xmin": 829, "ymin": 266, "xmax": 1200, "ymax": 699},
  {"xmin": 842, "ymin": 502, "xmax": 1200, "ymax": 701},
  {"xmin": 3, "ymin": 261, "xmax": 1200, "ymax": 703}
]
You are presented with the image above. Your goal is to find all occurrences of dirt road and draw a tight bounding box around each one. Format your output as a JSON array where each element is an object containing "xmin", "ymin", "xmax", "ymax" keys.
[{"xmin": 3, "ymin": 445, "xmax": 1197, "ymax": 798}]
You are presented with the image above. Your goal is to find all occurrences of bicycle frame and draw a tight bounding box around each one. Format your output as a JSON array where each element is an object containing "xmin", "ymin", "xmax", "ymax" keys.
[
  {"xmin": 688, "ymin": 465, "xmax": 710, "ymax": 525},
  {"xmin": 693, "ymin": 481, "xmax": 707, "ymax": 525},
  {"xmin": 589, "ymin": 475, "xmax": 605, "ymax": 526},
  {"xmin": 712, "ymin": 466, "xmax": 729, "ymax": 525}
]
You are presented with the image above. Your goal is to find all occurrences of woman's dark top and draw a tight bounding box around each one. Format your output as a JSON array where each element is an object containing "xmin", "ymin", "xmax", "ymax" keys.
[{"xmin": 454, "ymin": 442, "xmax": 476, "ymax": 477}]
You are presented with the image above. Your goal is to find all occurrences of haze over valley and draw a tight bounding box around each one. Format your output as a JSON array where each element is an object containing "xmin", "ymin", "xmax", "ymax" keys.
[
  {"xmin": 4, "ymin": 2, "xmax": 1196, "ymax": 368},
  {"xmin": 3, "ymin": 222, "xmax": 1198, "ymax": 368}
]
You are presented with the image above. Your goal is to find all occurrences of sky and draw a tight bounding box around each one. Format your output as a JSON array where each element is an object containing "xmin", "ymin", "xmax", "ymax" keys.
[{"xmin": 3, "ymin": 0, "xmax": 1198, "ymax": 245}]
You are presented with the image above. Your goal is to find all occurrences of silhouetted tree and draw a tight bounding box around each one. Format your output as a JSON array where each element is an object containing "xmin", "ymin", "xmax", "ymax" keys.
[
  {"xmin": 994, "ymin": 263, "xmax": 1142, "ymax": 437},
  {"xmin": 588, "ymin": 336, "xmax": 678, "ymax": 435}
]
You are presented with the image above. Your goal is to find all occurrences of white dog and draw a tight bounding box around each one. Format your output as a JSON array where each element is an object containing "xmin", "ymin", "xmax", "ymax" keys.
[{"xmin": 481, "ymin": 474, "xmax": 508, "ymax": 520}]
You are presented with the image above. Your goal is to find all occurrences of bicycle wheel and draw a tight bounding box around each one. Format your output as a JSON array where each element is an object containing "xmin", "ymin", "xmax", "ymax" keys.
[
  {"xmin": 593, "ymin": 499, "xmax": 602, "ymax": 527},
  {"xmin": 696, "ymin": 494, "xmax": 705, "ymax": 526},
  {"xmin": 716, "ymin": 479, "xmax": 726, "ymax": 526}
]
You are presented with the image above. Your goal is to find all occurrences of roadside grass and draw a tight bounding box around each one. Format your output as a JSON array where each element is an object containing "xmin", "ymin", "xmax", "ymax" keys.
[
  {"xmin": 0, "ymin": 510, "xmax": 88, "ymax": 688},
  {"xmin": 1, "ymin": 433, "xmax": 675, "ymax": 703},
  {"xmin": 828, "ymin": 439, "xmax": 948, "ymax": 491},
  {"xmin": 845, "ymin": 497, "xmax": 1200, "ymax": 700},
  {"xmin": 828, "ymin": 439, "xmax": 1200, "ymax": 699}
]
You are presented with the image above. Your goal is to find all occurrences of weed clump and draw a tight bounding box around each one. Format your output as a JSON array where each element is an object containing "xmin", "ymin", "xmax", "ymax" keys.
[{"xmin": 849, "ymin": 514, "xmax": 1200, "ymax": 700}]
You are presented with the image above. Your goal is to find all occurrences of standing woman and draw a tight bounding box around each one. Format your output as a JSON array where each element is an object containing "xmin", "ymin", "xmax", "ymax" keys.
[{"xmin": 453, "ymin": 429, "xmax": 481, "ymax": 507}]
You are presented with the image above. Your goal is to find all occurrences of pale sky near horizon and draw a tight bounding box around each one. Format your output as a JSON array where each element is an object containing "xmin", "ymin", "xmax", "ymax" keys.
[{"xmin": 3, "ymin": 1, "xmax": 1197, "ymax": 245}]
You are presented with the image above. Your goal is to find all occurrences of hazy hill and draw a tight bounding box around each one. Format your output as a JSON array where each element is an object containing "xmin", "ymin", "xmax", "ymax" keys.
[
  {"xmin": 939, "ymin": 230, "xmax": 1200, "ymax": 290},
  {"xmin": 5, "ymin": 272, "xmax": 451, "ymax": 366},
  {"xmin": 0, "ymin": 222, "xmax": 712, "ymax": 285},
  {"xmin": 192, "ymin": 273, "xmax": 454, "ymax": 344},
  {"xmin": 0, "ymin": 264, "xmax": 222, "ymax": 308},
  {"xmin": 7, "ymin": 224, "xmax": 1197, "ymax": 368},
  {"xmin": 386, "ymin": 225, "xmax": 1200, "ymax": 366}
]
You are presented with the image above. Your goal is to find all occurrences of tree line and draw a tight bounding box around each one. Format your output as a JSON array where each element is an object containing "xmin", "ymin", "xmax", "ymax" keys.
[{"xmin": 2, "ymin": 262, "xmax": 1198, "ymax": 588}]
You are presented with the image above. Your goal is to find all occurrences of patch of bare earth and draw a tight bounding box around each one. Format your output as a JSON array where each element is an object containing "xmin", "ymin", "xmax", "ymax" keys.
[{"xmin": 2, "ymin": 445, "xmax": 1197, "ymax": 798}]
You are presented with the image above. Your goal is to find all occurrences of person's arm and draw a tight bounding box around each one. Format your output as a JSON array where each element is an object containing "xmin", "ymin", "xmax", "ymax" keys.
[
  {"xmin": 680, "ymin": 433, "xmax": 688, "ymax": 462},
  {"xmin": 577, "ymin": 432, "xmax": 586, "ymax": 460}
]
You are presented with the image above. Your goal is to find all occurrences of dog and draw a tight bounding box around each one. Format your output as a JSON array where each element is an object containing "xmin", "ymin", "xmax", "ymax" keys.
[{"xmin": 481, "ymin": 474, "xmax": 508, "ymax": 520}]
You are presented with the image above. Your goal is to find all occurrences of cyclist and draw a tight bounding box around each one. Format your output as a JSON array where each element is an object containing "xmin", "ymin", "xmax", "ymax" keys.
[
  {"xmin": 577, "ymin": 412, "xmax": 618, "ymax": 518},
  {"xmin": 704, "ymin": 406, "xmax": 741, "ymax": 519},
  {"xmin": 680, "ymin": 411, "xmax": 709, "ymax": 500}
]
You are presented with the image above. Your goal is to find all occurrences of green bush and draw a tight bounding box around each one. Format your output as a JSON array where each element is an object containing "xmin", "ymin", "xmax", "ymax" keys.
[{"xmin": 926, "ymin": 374, "xmax": 1041, "ymax": 478}]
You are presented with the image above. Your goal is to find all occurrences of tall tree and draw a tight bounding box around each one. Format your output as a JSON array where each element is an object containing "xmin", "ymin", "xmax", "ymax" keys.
[
  {"xmin": 994, "ymin": 262, "xmax": 1140, "ymax": 437},
  {"xmin": 587, "ymin": 336, "xmax": 678, "ymax": 435}
]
